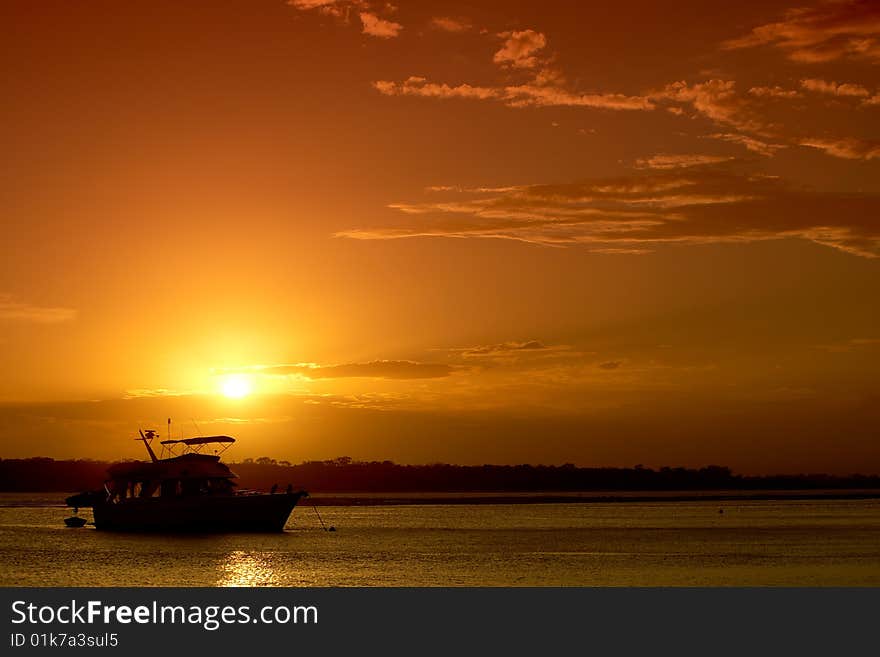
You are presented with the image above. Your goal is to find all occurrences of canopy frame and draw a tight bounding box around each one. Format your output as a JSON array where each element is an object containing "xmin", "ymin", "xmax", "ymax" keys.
[{"xmin": 158, "ymin": 435, "xmax": 236, "ymax": 457}]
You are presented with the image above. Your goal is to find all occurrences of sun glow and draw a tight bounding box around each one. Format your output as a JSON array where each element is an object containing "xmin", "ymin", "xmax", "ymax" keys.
[{"xmin": 219, "ymin": 374, "xmax": 254, "ymax": 399}]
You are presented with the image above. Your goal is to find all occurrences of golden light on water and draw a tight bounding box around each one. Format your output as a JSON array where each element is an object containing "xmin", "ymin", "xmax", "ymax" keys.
[
  {"xmin": 219, "ymin": 374, "xmax": 254, "ymax": 399},
  {"xmin": 217, "ymin": 550, "xmax": 280, "ymax": 587}
]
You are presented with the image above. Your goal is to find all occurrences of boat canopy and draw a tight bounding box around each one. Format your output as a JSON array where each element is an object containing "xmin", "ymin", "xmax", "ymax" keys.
[{"xmin": 160, "ymin": 436, "xmax": 236, "ymax": 446}]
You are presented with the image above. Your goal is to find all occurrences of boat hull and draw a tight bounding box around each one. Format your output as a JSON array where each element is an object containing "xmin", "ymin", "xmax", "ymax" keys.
[{"xmin": 91, "ymin": 493, "xmax": 304, "ymax": 532}]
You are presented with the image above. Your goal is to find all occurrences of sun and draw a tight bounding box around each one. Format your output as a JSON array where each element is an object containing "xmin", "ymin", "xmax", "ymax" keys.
[{"xmin": 219, "ymin": 374, "xmax": 253, "ymax": 399}]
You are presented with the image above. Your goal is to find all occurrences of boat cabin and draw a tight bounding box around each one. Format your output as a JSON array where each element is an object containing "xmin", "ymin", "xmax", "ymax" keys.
[{"xmin": 102, "ymin": 433, "xmax": 239, "ymax": 502}]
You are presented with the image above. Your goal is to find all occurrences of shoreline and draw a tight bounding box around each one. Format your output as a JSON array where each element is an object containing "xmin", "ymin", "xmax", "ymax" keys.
[
  {"xmin": 3, "ymin": 489, "xmax": 880, "ymax": 507},
  {"xmin": 306, "ymin": 489, "xmax": 880, "ymax": 506}
]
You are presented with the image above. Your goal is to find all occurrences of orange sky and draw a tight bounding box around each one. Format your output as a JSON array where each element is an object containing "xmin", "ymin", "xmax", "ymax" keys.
[{"xmin": 1, "ymin": 0, "xmax": 879, "ymax": 473}]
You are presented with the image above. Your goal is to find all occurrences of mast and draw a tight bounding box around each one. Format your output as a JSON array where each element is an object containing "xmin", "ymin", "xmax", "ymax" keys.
[{"xmin": 137, "ymin": 429, "xmax": 159, "ymax": 463}]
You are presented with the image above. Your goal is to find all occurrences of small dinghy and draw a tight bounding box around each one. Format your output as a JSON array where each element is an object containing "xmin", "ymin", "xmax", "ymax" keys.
[{"xmin": 64, "ymin": 516, "xmax": 87, "ymax": 528}]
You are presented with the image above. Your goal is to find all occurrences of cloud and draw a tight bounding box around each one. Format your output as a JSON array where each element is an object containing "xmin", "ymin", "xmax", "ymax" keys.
[
  {"xmin": 359, "ymin": 11, "xmax": 402, "ymax": 38},
  {"xmin": 654, "ymin": 82, "xmax": 872, "ymax": 159},
  {"xmin": 589, "ymin": 247, "xmax": 653, "ymax": 255},
  {"xmin": 374, "ymin": 72, "xmax": 868, "ymax": 146},
  {"xmin": 723, "ymin": 0, "xmax": 880, "ymax": 63},
  {"xmin": 373, "ymin": 27, "xmax": 648, "ymax": 112},
  {"xmin": 431, "ymin": 17, "xmax": 470, "ymax": 33},
  {"xmin": 449, "ymin": 340, "xmax": 570, "ymax": 360},
  {"xmin": 502, "ymin": 83, "xmax": 654, "ymax": 110},
  {"xmin": 123, "ymin": 388, "xmax": 193, "ymax": 399},
  {"xmin": 373, "ymin": 77, "xmax": 499, "ymax": 100},
  {"xmin": 374, "ymin": 76, "xmax": 653, "ymax": 111},
  {"xmin": 655, "ymin": 80, "xmax": 765, "ymax": 134},
  {"xmin": 800, "ymin": 78, "xmax": 871, "ymax": 97},
  {"xmin": 815, "ymin": 337, "xmax": 880, "ymax": 352},
  {"xmin": 460, "ymin": 340, "xmax": 546, "ymax": 356},
  {"xmin": 286, "ymin": 0, "xmax": 360, "ymax": 18},
  {"xmin": 338, "ymin": 169, "xmax": 880, "ymax": 257},
  {"xmin": 748, "ymin": 86, "xmax": 802, "ymax": 99},
  {"xmin": 245, "ymin": 360, "xmax": 457, "ymax": 380},
  {"xmin": 0, "ymin": 295, "xmax": 77, "ymax": 323},
  {"xmin": 288, "ymin": 0, "xmax": 344, "ymax": 8},
  {"xmin": 706, "ymin": 133, "xmax": 786, "ymax": 157},
  {"xmin": 634, "ymin": 154, "xmax": 735, "ymax": 170},
  {"xmin": 800, "ymin": 137, "xmax": 880, "ymax": 160},
  {"xmin": 493, "ymin": 30, "xmax": 547, "ymax": 68}
]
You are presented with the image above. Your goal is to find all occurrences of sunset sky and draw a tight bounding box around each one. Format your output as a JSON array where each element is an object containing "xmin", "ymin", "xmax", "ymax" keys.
[{"xmin": 2, "ymin": 0, "xmax": 878, "ymax": 473}]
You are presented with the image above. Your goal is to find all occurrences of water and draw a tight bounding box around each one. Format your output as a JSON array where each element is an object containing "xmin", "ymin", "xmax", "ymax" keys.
[{"xmin": 1, "ymin": 494, "xmax": 879, "ymax": 586}]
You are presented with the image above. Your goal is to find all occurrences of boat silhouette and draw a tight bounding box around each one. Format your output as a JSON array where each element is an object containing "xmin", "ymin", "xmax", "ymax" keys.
[{"xmin": 65, "ymin": 428, "xmax": 306, "ymax": 532}]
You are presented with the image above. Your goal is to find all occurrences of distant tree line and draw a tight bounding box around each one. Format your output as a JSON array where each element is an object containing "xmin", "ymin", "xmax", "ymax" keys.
[{"xmin": 1, "ymin": 456, "xmax": 879, "ymax": 493}]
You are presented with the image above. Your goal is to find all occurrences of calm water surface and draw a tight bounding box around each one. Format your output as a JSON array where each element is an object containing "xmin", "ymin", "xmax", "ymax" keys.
[{"xmin": 1, "ymin": 494, "xmax": 878, "ymax": 586}]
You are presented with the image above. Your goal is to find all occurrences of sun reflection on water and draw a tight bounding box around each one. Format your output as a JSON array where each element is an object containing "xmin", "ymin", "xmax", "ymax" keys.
[{"xmin": 217, "ymin": 550, "xmax": 281, "ymax": 587}]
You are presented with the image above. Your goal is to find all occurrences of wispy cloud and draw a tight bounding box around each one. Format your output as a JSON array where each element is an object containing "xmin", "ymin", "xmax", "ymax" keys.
[
  {"xmin": 705, "ymin": 133, "xmax": 786, "ymax": 157},
  {"xmin": 338, "ymin": 169, "xmax": 880, "ymax": 257},
  {"xmin": 654, "ymin": 80, "xmax": 766, "ymax": 134},
  {"xmin": 373, "ymin": 76, "xmax": 653, "ymax": 111},
  {"xmin": 123, "ymin": 388, "xmax": 193, "ymax": 399},
  {"xmin": 237, "ymin": 360, "xmax": 458, "ymax": 380},
  {"xmin": 374, "ymin": 71, "xmax": 871, "ymax": 162},
  {"xmin": 748, "ymin": 85, "xmax": 802, "ymax": 99},
  {"xmin": 286, "ymin": 0, "xmax": 360, "ymax": 18},
  {"xmin": 373, "ymin": 77, "xmax": 499, "ymax": 100},
  {"xmin": 431, "ymin": 17, "xmax": 470, "ymax": 33},
  {"xmin": 801, "ymin": 78, "xmax": 871, "ymax": 97},
  {"xmin": 448, "ymin": 340, "xmax": 573, "ymax": 360},
  {"xmin": 0, "ymin": 295, "xmax": 77, "ymax": 324},
  {"xmin": 815, "ymin": 337, "xmax": 880, "ymax": 352},
  {"xmin": 723, "ymin": 0, "xmax": 880, "ymax": 63},
  {"xmin": 502, "ymin": 83, "xmax": 654, "ymax": 110},
  {"xmin": 634, "ymin": 154, "xmax": 735, "ymax": 170},
  {"xmin": 800, "ymin": 136, "xmax": 880, "ymax": 160},
  {"xmin": 359, "ymin": 11, "xmax": 402, "ymax": 38},
  {"xmin": 373, "ymin": 25, "xmax": 654, "ymax": 113},
  {"xmin": 287, "ymin": 0, "xmax": 346, "ymax": 9}
]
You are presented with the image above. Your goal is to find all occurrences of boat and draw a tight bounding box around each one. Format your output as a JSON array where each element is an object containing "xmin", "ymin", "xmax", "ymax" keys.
[
  {"xmin": 65, "ymin": 428, "xmax": 307, "ymax": 532},
  {"xmin": 64, "ymin": 516, "xmax": 88, "ymax": 528}
]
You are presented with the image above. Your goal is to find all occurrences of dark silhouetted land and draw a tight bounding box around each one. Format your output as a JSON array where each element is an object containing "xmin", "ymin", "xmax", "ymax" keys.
[{"xmin": 2, "ymin": 457, "xmax": 879, "ymax": 505}]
